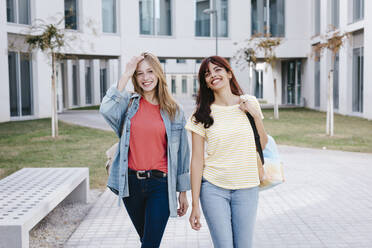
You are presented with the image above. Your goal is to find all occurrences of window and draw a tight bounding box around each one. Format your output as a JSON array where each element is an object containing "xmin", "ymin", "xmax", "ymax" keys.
[
  {"xmin": 171, "ymin": 76, "xmax": 176, "ymax": 94},
  {"xmin": 65, "ymin": 0, "xmax": 78, "ymax": 30},
  {"xmin": 195, "ymin": 0, "xmax": 228, "ymax": 37},
  {"xmin": 314, "ymin": 51, "xmax": 320, "ymax": 107},
  {"xmin": 331, "ymin": 0, "xmax": 339, "ymax": 29},
  {"xmin": 85, "ymin": 61, "xmax": 93, "ymax": 104},
  {"xmin": 8, "ymin": 52, "xmax": 33, "ymax": 117},
  {"xmin": 159, "ymin": 59, "xmax": 166, "ymax": 63},
  {"xmin": 353, "ymin": 0, "xmax": 364, "ymax": 22},
  {"xmin": 333, "ymin": 53, "xmax": 339, "ymax": 109},
  {"xmin": 139, "ymin": 0, "xmax": 172, "ymax": 35},
  {"xmin": 6, "ymin": 0, "xmax": 30, "ymax": 24},
  {"xmin": 196, "ymin": 59, "xmax": 203, "ymax": 63},
  {"xmin": 72, "ymin": 61, "xmax": 79, "ymax": 105},
  {"xmin": 251, "ymin": 0, "xmax": 284, "ymax": 37},
  {"xmin": 176, "ymin": 59, "xmax": 186, "ymax": 64},
  {"xmin": 314, "ymin": 0, "xmax": 320, "ymax": 35},
  {"xmin": 182, "ymin": 76, "xmax": 187, "ymax": 93},
  {"xmin": 100, "ymin": 61, "xmax": 108, "ymax": 101},
  {"xmin": 352, "ymin": 47, "xmax": 363, "ymax": 112},
  {"xmin": 254, "ymin": 70, "xmax": 263, "ymax": 99},
  {"xmin": 102, "ymin": 0, "xmax": 117, "ymax": 33},
  {"xmin": 193, "ymin": 76, "xmax": 198, "ymax": 94}
]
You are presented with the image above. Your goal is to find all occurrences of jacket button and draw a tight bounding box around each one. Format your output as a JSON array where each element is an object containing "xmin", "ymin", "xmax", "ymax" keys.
[{"xmin": 121, "ymin": 174, "xmax": 124, "ymax": 177}]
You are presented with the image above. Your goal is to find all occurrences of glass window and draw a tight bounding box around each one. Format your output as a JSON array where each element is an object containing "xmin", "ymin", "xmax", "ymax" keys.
[
  {"xmin": 85, "ymin": 61, "xmax": 92, "ymax": 104},
  {"xmin": 65, "ymin": 0, "xmax": 78, "ymax": 30},
  {"xmin": 6, "ymin": 0, "xmax": 15, "ymax": 23},
  {"xmin": 18, "ymin": 0, "xmax": 30, "ymax": 25},
  {"xmin": 176, "ymin": 59, "xmax": 186, "ymax": 64},
  {"xmin": 182, "ymin": 77, "xmax": 187, "ymax": 93},
  {"xmin": 216, "ymin": 0, "xmax": 228, "ymax": 37},
  {"xmin": 100, "ymin": 61, "xmax": 108, "ymax": 101},
  {"xmin": 6, "ymin": 0, "xmax": 30, "ymax": 24},
  {"xmin": 314, "ymin": 52, "xmax": 320, "ymax": 107},
  {"xmin": 193, "ymin": 76, "xmax": 198, "ymax": 94},
  {"xmin": 139, "ymin": 0, "xmax": 172, "ymax": 35},
  {"xmin": 314, "ymin": 0, "xmax": 320, "ymax": 35},
  {"xmin": 352, "ymin": 47, "xmax": 363, "ymax": 112},
  {"xmin": 251, "ymin": 0, "xmax": 284, "ymax": 37},
  {"xmin": 195, "ymin": 0, "xmax": 210, "ymax": 36},
  {"xmin": 331, "ymin": 0, "xmax": 339, "ymax": 29},
  {"xmin": 196, "ymin": 0, "xmax": 228, "ymax": 37},
  {"xmin": 8, "ymin": 52, "xmax": 33, "ymax": 117},
  {"xmin": 269, "ymin": 0, "xmax": 285, "ymax": 37},
  {"xmin": 353, "ymin": 0, "xmax": 364, "ymax": 22},
  {"xmin": 72, "ymin": 63, "xmax": 79, "ymax": 105},
  {"xmin": 102, "ymin": 0, "xmax": 117, "ymax": 33},
  {"xmin": 171, "ymin": 76, "xmax": 176, "ymax": 94},
  {"xmin": 159, "ymin": 59, "xmax": 166, "ymax": 63}
]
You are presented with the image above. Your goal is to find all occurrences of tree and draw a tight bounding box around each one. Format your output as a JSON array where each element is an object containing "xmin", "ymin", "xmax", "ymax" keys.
[
  {"xmin": 235, "ymin": 33, "xmax": 283, "ymax": 119},
  {"xmin": 312, "ymin": 29, "xmax": 350, "ymax": 136},
  {"xmin": 25, "ymin": 18, "xmax": 66, "ymax": 138}
]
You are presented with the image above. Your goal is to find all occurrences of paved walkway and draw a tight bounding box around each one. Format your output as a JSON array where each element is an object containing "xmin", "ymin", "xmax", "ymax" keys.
[{"xmin": 60, "ymin": 105, "xmax": 372, "ymax": 248}]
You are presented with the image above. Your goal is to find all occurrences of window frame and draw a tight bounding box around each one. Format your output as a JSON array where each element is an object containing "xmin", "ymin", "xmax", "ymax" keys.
[
  {"xmin": 65, "ymin": 0, "xmax": 79, "ymax": 30},
  {"xmin": 102, "ymin": 0, "xmax": 118, "ymax": 34},
  {"xmin": 6, "ymin": 0, "xmax": 31, "ymax": 25},
  {"xmin": 139, "ymin": 0, "xmax": 173, "ymax": 36},
  {"xmin": 251, "ymin": 0, "xmax": 285, "ymax": 37},
  {"xmin": 195, "ymin": 0, "xmax": 229, "ymax": 38},
  {"xmin": 8, "ymin": 51, "xmax": 34, "ymax": 118}
]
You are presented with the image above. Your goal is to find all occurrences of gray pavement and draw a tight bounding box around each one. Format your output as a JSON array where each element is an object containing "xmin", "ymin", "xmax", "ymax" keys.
[{"xmin": 60, "ymin": 101, "xmax": 372, "ymax": 248}]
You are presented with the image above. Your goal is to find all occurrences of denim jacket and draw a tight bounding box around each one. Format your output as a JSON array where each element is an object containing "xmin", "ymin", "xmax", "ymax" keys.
[{"xmin": 100, "ymin": 85, "xmax": 190, "ymax": 217}]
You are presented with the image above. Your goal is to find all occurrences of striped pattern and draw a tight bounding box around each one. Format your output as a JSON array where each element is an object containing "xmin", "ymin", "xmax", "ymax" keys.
[{"xmin": 186, "ymin": 95, "xmax": 264, "ymax": 189}]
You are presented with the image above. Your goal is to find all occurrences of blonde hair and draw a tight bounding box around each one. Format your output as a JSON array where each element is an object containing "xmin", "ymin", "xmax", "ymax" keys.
[{"xmin": 132, "ymin": 52, "xmax": 179, "ymax": 120}]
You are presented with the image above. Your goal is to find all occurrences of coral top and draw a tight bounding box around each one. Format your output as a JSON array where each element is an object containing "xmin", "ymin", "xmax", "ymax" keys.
[{"xmin": 128, "ymin": 97, "xmax": 168, "ymax": 173}]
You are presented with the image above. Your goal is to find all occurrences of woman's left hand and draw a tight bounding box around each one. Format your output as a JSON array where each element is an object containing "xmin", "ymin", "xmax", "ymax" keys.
[
  {"xmin": 239, "ymin": 98, "xmax": 260, "ymax": 118},
  {"xmin": 177, "ymin": 192, "xmax": 189, "ymax": 217}
]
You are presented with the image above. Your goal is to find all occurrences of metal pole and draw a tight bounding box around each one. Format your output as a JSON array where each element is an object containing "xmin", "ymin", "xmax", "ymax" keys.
[{"xmin": 215, "ymin": 11, "xmax": 218, "ymax": 56}]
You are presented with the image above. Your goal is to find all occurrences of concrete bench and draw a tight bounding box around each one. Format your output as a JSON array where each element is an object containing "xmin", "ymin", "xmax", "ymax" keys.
[{"xmin": 0, "ymin": 168, "xmax": 89, "ymax": 248}]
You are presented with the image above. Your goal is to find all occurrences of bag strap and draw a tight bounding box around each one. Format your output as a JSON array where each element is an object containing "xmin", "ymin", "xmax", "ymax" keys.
[
  {"xmin": 120, "ymin": 97, "xmax": 134, "ymax": 137},
  {"xmin": 246, "ymin": 112, "xmax": 265, "ymax": 165}
]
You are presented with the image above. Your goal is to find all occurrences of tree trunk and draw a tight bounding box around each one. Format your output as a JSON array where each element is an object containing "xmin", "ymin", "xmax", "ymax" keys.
[
  {"xmin": 326, "ymin": 57, "xmax": 335, "ymax": 136},
  {"xmin": 51, "ymin": 52, "xmax": 58, "ymax": 138},
  {"xmin": 274, "ymin": 78, "xmax": 279, "ymax": 119}
]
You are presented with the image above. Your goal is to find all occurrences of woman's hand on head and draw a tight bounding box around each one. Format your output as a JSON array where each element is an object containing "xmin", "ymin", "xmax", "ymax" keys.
[
  {"xmin": 124, "ymin": 56, "xmax": 144, "ymax": 78},
  {"xmin": 239, "ymin": 98, "xmax": 260, "ymax": 119},
  {"xmin": 117, "ymin": 56, "xmax": 144, "ymax": 91}
]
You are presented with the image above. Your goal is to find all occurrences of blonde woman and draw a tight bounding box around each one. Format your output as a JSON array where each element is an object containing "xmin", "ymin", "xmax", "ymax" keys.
[{"xmin": 100, "ymin": 53, "xmax": 190, "ymax": 248}]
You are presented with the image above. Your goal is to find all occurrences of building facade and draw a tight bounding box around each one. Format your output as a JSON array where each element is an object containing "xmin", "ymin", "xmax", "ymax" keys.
[{"xmin": 0, "ymin": 0, "xmax": 370, "ymax": 122}]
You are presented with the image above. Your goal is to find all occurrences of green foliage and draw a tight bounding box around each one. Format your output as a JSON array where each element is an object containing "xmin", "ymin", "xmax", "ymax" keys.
[{"xmin": 234, "ymin": 33, "xmax": 283, "ymax": 70}]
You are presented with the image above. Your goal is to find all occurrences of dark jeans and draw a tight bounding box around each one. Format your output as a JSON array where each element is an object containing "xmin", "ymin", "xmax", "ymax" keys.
[{"xmin": 123, "ymin": 174, "xmax": 170, "ymax": 248}]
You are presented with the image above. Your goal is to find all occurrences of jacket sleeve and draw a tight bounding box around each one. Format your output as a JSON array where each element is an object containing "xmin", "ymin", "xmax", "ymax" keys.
[
  {"xmin": 99, "ymin": 85, "xmax": 131, "ymax": 137},
  {"xmin": 176, "ymin": 111, "xmax": 191, "ymax": 192}
]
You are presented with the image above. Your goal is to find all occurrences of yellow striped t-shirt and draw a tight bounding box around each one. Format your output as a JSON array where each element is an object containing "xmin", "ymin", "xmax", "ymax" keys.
[{"xmin": 185, "ymin": 95, "xmax": 264, "ymax": 189}]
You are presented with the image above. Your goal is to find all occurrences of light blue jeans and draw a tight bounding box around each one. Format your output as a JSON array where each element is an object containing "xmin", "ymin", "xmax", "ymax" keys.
[{"xmin": 200, "ymin": 179, "xmax": 259, "ymax": 248}]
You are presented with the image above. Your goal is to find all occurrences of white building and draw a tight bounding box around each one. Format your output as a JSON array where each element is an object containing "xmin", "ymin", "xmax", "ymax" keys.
[{"xmin": 0, "ymin": 0, "xmax": 370, "ymax": 122}]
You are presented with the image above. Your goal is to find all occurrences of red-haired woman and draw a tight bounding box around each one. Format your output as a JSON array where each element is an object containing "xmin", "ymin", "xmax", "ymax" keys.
[{"xmin": 186, "ymin": 56, "xmax": 268, "ymax": 248}]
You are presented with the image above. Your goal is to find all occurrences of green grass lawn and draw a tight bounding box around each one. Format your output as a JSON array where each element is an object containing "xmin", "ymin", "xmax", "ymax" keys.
[
  {"xmin": 0, "ymin": 119, "xmax": 116, "ymax": 189},
  {"xmin": 70, "ymin": 105, "xmax": 100, "ymax": 110},
  {"xmin": 1, "ymin": 109, "xmax": 371, "ymax": 188},
  {"xmin": 263, "ymin": 108, "xmax": 372, "ymax": 153}
]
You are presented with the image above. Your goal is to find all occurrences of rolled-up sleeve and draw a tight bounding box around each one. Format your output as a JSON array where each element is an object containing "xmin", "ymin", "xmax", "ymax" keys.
[
  {"xmin": 176, "ymin": 112, "xmax": 191, "ymax": 192},
  {"xmin": 99, "ymin": 85, "xmax": 131, "ymax": 137}
]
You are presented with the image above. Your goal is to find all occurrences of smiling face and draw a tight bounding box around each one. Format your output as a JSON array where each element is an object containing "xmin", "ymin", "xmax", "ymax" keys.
[
  {"xmin": 204, "ymin": 62, "xmax": 232, "ymax": 91},
  {"xmin": 135, "ymin": 60, "xmax": 158, "ymax": 93}
]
